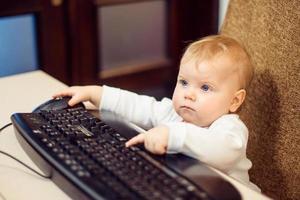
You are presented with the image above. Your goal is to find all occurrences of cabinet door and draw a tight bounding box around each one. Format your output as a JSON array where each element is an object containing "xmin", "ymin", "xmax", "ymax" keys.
[
  {"xmin": 68, "ymin": 0, "xmax": 176, "ymax": 92},
  {"xmin": 67, "ymin": 0, "xmax": 218, "ymax": 96},
  {"xmin": 0, "ymin": 0, "xmax": 69, "ymax": 83}
]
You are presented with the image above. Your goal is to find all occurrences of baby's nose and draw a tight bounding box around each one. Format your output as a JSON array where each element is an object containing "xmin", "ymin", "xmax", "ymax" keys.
[{"xmin": 184, "ymin": 88, "xmax": 196, "ymax": 101}]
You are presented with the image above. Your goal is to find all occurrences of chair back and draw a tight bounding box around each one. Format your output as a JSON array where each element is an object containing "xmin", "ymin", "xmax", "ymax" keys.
[{"xmin": 221, "ymin": 1, "xmax": 300, "ymax": 199}]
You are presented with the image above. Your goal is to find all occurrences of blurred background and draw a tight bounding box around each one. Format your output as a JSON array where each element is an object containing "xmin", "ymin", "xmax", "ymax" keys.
[{"xmin": 0, "ymin": 0, "xmax": 229, "ymax": 99}]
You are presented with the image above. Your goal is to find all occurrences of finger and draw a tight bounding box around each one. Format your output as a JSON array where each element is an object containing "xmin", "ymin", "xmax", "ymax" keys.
[
  {"xmin": 144, "ymin": 138, "xmax": 152, "ymax": 152},
  {"xmin": 153, "ymin": 143, "xmax": 166, "ymax": 155},
  {"xmin": 52, "ymin": 90, "xmax": 74, "ymax": 99},
  {"xmin": 68, "ymin": 95, "xmax": 82, "ymax": 106},
  {"xmin": 125, "ymin": 134, "xmax": 145, "ymax": 147}
]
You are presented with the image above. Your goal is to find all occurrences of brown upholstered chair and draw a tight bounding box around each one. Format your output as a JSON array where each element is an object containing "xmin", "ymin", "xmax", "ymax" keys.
[{"xmin": 220, "ymin": 0, "xmax": 300, "ymax": 199}]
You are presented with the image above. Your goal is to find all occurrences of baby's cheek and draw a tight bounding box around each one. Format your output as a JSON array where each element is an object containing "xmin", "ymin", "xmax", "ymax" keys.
[{"xmin": 172, "ymin": 100, "xmax": 180, "ymax": 113}]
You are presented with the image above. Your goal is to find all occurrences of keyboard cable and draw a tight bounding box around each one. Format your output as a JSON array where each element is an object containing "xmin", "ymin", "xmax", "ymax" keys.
[{"xmin": 0, "ymin": 122, "xmax": 51, "ymax": 179}]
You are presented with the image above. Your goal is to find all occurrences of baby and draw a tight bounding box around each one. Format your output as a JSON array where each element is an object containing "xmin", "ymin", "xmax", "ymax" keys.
[{"xmin": 53, "ymin": 35, "xmax": 260, "ymax": 191}]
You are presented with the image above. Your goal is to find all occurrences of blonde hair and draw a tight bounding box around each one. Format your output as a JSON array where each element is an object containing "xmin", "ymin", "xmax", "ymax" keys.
[{"xmin": 181, "ymin": 35, "xmax": 254, "ymax": 89}]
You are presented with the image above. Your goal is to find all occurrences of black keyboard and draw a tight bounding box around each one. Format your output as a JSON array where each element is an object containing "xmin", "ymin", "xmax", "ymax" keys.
[
  {"xmin": 11, "ymin": 102, "xmax": 242, "ymax": 200},
  {"xmin": 11, "ymin": 106, "xmax": 213, "ymax": 200}
]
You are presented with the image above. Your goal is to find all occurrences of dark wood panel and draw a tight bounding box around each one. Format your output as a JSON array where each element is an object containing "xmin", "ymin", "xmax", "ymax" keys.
[
  {"xmin": 178, "ymin": 0, "xmax": 219, "ymax": 49},
  {"xmin": 94, "ymin": 0, "xmax": 153, "ymax": 6},
  {"xmin": 167, "ymin": 0, "xmax": 181, "ymax": 86},
  {"xmin": 38, "ymin": 0, "xmax": 69, "ymax": 84},
  {"xmin": 67, "ymin": 0, "xmax": 98, "ymax": 85},
  {"xmin": 0, "ymin": 0, "xmax": 42, "ymax": 16}
]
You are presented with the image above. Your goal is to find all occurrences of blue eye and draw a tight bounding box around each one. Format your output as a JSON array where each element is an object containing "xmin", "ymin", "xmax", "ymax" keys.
[
  {"xmin": 201, "ymin": 84, "xmax": 210, "ymax": 92},
  {"xmin": 179, "ymin": 79, "xmax": 188, "ymax": 87}
]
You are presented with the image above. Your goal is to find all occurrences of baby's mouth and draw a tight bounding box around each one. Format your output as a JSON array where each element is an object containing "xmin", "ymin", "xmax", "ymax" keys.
[{"xmin": 180, "ymin": 106, "xmax": 195, "ymax": 111}]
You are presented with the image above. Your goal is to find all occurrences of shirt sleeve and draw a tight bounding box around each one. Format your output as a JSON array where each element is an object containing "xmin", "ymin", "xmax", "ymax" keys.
[
  {"xmin": 164, "ymin": 115, "xmax": 248, "ymax": 172},
  {"xmin": 100, "ymin": 85, "xmax": 177, "ymax": 130}
]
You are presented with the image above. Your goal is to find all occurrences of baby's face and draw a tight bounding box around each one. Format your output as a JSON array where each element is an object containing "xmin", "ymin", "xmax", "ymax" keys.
[{"xmin": 172, "ymin": 55, "xmax": 241, "ymax": 127}]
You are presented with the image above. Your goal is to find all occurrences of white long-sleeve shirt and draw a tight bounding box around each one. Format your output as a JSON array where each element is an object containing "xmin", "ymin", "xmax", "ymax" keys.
[{"xmin": 99, "ymin": 85, "xmax": 260, "ymax": 192}]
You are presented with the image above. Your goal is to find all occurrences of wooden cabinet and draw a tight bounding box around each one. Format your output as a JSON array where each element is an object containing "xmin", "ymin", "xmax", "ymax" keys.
[{"xmin": 1, "ymin": 0, "xmax": 218, "ymax": 97}]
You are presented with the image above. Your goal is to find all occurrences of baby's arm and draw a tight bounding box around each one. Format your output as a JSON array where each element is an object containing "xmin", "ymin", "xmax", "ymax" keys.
[
  {"xmin": 100, "ymin": 86, "xmax": 174, "ymax": 129},
  {"xmin": 166, "ymin": 118, "xmax": 247, "ymax": 172},
  {"xmin": 53, "ymin": 86, "xmax": 102, "ymax": 108},
  {"xmin": 126, "ymin": 116, "xmax": 247, "ymax": 172}
]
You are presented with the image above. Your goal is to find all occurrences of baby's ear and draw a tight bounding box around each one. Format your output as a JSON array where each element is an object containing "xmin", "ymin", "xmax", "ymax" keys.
[{"xmin": 229, "ymin": 89, "xmax": 246, "ymax": 112}]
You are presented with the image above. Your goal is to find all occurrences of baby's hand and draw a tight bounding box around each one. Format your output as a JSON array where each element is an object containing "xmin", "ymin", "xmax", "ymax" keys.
[
  {"xmin": 125, "ymin": 125, "xmax": 169, "ymax": 154},
  {"xmin": 53, "ymin": 86, "xmax": 102, "ymax": 108}
]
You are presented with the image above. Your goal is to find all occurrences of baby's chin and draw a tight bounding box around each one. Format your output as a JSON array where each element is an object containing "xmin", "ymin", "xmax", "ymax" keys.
[
  {"xmin": 176, "ymin": 109, "xmax": 213, "ymax": 127},
  {"xmin": 181, "ymin": 116, "xmax": 212, "ymax": 128}
]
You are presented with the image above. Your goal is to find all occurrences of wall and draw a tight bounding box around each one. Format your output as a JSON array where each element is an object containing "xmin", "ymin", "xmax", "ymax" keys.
[{"xmin": 0, "ymin": 14, "xmax": 38, "ymax": 77}]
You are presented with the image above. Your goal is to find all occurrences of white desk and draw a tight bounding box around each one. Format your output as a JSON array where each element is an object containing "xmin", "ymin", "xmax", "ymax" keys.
[{"xmin": 0, "ymin": 71, "xmax": 271, "ymax": 200}]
